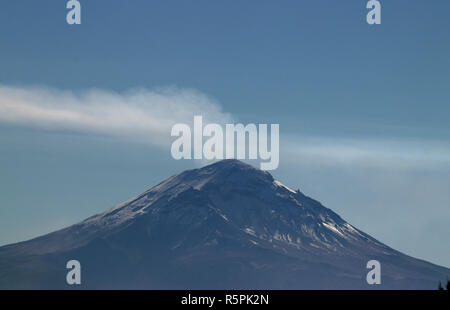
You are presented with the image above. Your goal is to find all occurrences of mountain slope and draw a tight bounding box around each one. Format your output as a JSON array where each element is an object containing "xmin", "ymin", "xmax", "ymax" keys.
[{"xmin": 0, "ymin": 159, "xmax": 448, "ymax": 289}]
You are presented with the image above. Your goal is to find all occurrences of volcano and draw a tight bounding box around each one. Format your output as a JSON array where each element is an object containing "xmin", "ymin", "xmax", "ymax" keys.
[{"xmin": 0, "ymin": 159, "xmax": 448, "ymax": 289}]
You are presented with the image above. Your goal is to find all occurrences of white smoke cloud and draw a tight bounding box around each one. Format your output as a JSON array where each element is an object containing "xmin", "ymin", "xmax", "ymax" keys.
[
  {"xmin": 0, "ymin": 85, "xmax": 233, "ymax": 147},
  {"xmin": 2, "ymin": 84, "xmax": 450, "ymax": 170}
]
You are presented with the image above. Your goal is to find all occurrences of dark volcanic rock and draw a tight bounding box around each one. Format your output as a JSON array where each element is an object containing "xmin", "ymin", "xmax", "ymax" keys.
[{"xmin": 0, "ymin": 160, "xmax": 448, "ymax": 289}]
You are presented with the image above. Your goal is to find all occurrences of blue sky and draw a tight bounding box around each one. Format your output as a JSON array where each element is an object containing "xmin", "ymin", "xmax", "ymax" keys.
[{"xmin": 0, "ymin": 1, "xmax": 449, "ymax": 267}]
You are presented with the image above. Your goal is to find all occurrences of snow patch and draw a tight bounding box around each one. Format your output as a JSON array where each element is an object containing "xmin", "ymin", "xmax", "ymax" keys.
[
  {"xmin": 244, "ymin": 227, "xmax": 256, "ymax": 236},
  {"xmin": 273, "ymin": 180, "xmax": 297, "ymax": 194},
  {"xmin": 322, "ymin": 222, "xmax": 345, "ymax": 237}
]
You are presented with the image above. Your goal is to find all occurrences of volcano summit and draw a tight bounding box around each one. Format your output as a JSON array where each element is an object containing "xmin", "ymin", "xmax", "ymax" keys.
[{"xmin": 0, "ymin": 160, "xmax": 448, "ymax": 289}]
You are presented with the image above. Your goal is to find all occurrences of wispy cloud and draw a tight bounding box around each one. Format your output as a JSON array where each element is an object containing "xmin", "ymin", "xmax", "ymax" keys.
[
  {"xmin": 0, "ymin": 85, "xmax": 233, "ymax": 147},
  {"xmin": 283, "ymin": 135, "xmax": 450, "ymax": 170},
  {"xmin": 2, "ymin": 84, "xmax": 450, "ymax": 170}
]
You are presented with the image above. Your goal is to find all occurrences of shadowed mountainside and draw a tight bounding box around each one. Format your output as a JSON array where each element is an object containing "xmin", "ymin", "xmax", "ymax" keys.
[{"xmin": 0, "ymin": 160, "xmax": 448, "ymax": 289}]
